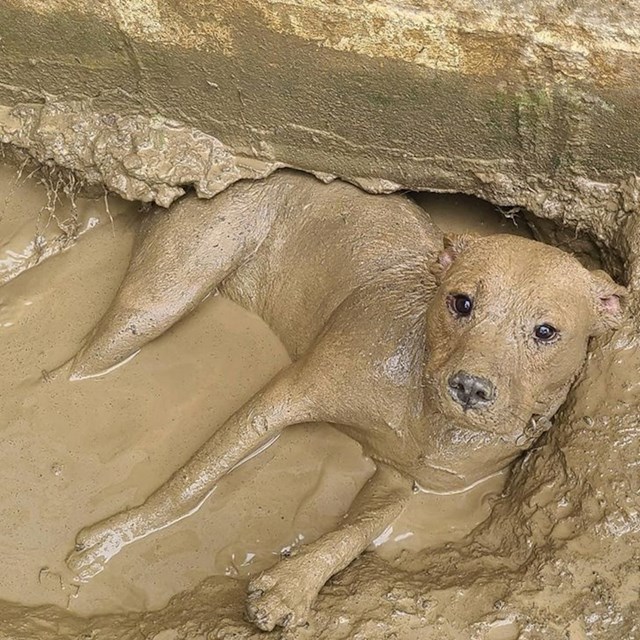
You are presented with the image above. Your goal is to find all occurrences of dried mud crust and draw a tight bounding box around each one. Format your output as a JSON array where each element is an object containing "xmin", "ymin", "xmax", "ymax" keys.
[
  {"xmin": 0, "ymin": 104, "xmax": 638, "ymax": 639},
  {"xmin": 0, "ymin": 101, "xmax": 283, "ymax": 207}
]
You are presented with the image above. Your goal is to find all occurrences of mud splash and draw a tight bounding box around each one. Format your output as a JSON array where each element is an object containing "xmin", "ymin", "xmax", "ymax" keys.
[{"xmin": 0, "ymin": 164, "xmax": 638, "ymax": 639}]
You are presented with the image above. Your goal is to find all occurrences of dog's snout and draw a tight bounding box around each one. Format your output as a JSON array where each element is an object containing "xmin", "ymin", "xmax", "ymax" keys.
[{"xmin": 447, "ymin": 371, "xmax": 496, "ymax": 410}]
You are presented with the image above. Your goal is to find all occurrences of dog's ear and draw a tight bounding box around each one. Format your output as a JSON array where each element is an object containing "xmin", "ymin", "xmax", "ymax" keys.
[
  {"xmin": 431, "ymin": 233, "xmax": 480, "ymax": 282},
  {"xmin": 589, "ymin": 269, "xmax": 627, "ymax": 334}
]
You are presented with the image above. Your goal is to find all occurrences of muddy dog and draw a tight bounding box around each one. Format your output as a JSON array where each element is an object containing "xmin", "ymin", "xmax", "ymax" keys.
[{"xmin": 65, "ymin": 170, "xmax": 625, "ymax": 630}]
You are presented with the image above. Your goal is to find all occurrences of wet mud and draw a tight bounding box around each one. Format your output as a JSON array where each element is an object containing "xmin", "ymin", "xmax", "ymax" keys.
[{"xmin": 0, "ymin": 165, "xmax": 638, "ymax": 639}]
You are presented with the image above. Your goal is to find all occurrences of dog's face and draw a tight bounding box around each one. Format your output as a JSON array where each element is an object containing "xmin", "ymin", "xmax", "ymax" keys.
[{"xmin": 423, "ymin": 234, "xmax": 626, "ymax": 441}]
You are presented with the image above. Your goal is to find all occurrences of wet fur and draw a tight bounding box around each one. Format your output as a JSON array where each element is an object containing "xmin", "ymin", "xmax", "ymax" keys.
[{"xmin": 64, "ymin": 170, "xmax": 625, "ymax": 631}]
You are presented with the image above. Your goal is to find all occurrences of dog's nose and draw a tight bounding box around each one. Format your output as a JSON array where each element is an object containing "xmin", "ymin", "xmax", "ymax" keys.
[{"xmin": 447, "ymin": 371, "xmax": 496, "ymax": 409}]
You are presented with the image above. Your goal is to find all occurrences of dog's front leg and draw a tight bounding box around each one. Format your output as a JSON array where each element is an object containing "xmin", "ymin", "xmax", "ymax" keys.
[
  {"xmin": 246, "ymin": 464, "xmax": 412, "ymax": 631},
  {"xmin": 66, "ymin": 362, "xmax": 315, "ymax": 581}
]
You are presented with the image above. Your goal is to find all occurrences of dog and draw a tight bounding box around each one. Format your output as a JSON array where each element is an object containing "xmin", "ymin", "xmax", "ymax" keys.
[{"xmin": 64, "ymin": 170, "xmax": 626, "ymax": 630}]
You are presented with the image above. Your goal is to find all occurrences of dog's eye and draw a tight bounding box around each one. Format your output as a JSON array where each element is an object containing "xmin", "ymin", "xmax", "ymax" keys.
[
  {"xmin": 449, "ymin": 294, "xmax": 473, "ymax": 317},
  {"xmin": 534, "ymin": 323, "xmax": 558, "ymax": 342}
]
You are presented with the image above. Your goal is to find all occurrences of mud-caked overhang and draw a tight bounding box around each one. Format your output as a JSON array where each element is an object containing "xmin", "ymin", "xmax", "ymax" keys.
[{"xmin": 1, "ymin": 1, "xmax": 639, "ymax": 226}]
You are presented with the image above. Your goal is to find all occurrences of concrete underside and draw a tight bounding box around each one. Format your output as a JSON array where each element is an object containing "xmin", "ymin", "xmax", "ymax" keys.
[{"xmin": 0, "ymin": 2, "xmax": 639, "ymax": 639}]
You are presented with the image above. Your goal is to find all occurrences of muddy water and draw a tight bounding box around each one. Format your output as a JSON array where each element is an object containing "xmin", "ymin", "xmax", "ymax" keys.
[{"xmin": 0, "ymin": 167, "xmax": 527, "ymax": 617}]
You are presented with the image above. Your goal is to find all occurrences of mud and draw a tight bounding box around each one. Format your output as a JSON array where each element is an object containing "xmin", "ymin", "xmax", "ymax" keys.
[
  {"xmin": 1, "ymin": 164, "xmax": 368, "ymax": 614},
  {"xmin": 0, "ymin": 165, "xmax": 638, "ymax": 640},
  {"xmin": 0, "ymin": 103, "xmax": 283, "ymax": 207},
  {"xmin": 0, "ymin": 169, "xmax": 507, "ymax": 617},
  {"xmin": 0, "ymin": 167, "xmax": 496, "ymax": 615}
]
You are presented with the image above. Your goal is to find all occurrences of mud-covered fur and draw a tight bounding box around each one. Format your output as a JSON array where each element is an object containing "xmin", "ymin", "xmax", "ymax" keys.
[{"xmin": 64, "ymin": 171, "xmax": 626, "ymax": 631}]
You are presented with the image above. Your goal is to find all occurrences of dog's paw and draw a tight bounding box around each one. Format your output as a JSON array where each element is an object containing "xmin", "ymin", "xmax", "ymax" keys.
[
  {"xmin": 246, "ymin": 566, "xmax": 318, "ymax": 631},
  {"xmin": 66, "ymin": 518, "xmax": 131, "ymax": 581}
]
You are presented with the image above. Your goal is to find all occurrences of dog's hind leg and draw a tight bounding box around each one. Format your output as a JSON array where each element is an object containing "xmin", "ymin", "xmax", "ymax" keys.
[{"xmin": 69, "ymin": 178, "xmax": 282, "ymax": 379}]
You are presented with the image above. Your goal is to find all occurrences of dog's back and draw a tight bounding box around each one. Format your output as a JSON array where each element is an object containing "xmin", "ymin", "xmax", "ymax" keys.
[{"xmin": 221, "ymin": 170, "xmax": 442, "ymax": 356}]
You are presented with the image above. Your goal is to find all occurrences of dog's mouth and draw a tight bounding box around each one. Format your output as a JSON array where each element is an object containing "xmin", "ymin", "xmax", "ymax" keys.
[{"xmin": 431, "ymin": 387, "xmax": 544, "ymax": 441}]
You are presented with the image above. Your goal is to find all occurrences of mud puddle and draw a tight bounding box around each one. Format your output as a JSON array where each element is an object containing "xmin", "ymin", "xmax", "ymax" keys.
[{"xmin": 0, "ymin": 167, "xmax": 529, "ymax": 617}]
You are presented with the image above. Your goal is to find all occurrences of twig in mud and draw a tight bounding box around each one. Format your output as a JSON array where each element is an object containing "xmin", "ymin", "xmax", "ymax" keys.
[
  {"xmin": 498, "ymin": 206, "xmax": 522, "ymax": 227},
  {"xmin": 1, "ymin": 156, "xmax": 31, "ymax": 217},
  {"xmin": 29, "ymin": 232, "xmax": 47, "ymax": 268},
  {"xmin": 103, "ymin": 188, "xmax": 115, "ymax": 237},
  {"xmin": 35, "ymin": 166, "xmax": 84, "ymax": 248},
  {"xmin": 14, "ymin": 155, "xmax": 29, "ymax": 182}
]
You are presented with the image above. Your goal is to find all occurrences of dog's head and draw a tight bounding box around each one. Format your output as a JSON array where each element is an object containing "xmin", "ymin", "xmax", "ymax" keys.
[{"xmin": 424, "ymin": 234, "xmax": 626, "ymax": 443}]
